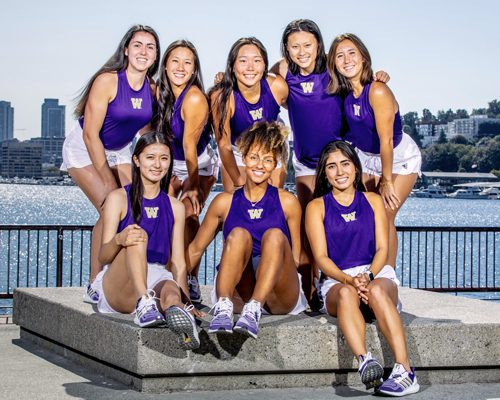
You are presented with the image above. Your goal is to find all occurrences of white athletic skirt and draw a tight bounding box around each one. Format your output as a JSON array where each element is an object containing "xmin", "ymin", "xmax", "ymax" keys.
[{"xmin": 172, "ymin": 144, "xmax": 219, "ymax": 183}]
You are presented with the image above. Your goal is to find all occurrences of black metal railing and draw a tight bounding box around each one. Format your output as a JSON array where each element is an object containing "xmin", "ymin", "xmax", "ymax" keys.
[{"xmin": 1, "ymin": 225, "xmax": 499, "ymax": 305}]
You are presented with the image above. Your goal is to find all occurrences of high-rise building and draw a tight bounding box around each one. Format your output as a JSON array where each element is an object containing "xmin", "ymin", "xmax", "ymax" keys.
[
  {"xmin": 0, "ymin": 101, "xmax": 14, "ymax": 142},
  {"xmin": 41, "ymin": 98, "xmax": 65, "ymax": 138},
  {"xmin": 0, "ymin": 139, "xmax": 42, "ymax": 178}
]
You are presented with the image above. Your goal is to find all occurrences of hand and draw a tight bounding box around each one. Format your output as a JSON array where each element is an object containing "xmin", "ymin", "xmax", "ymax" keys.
[
  {"xmin": 374, "ymin": 70, "xmax": 390, "ymax": 83},
  {"xmin": 115, "ymin": 224, "xmax": 147, "ymax": 247},
  {"xmin": 180, "ymin": 189, "xmax": 203, "ymax": 216},
  {"xmin": 190, "ymin": 307, "xmax": 205, "ymax": 318},
  {"xmin": 379, "ymin": 180, "xmax": 401, "ymax": 211},
  {"xmin": 353, "ymin": 273, "xmax": 370, "ymax": 304}
]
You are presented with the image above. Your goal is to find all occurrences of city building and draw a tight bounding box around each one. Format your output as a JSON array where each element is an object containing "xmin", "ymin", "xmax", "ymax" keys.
[
  {"xmin": 0, "ymin": 101, "xmax": 14, "ymax": 142},
  {"xmin": 446, "ymin": 115, "xmax": 500, "ymax": 141},
  {"xmin": 416, "ymin": 123, "xmax": 448, "ymax": 147},
  {"xmin": 30, "ymin": 137, "xmax": 64, "ymax": 166},
  {"xmin": 0, "ymin": 139, "xmax": 42, "ymax": 178},
  {"xmin": 41, "ymin": 98, "xmax": 65, "ymax": 138}
]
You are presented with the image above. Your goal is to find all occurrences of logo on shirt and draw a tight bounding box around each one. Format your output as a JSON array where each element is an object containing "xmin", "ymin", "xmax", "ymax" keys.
[
  {"xmin": 341, "ymin": 211, "xmax": 356, "ymax": 222},
  {"xmin": 249, "ymin": 107, "xmax": 263, "ymax": 121},
  {"xmin": 248, "ymin": 208, "xmax": 264, "ymax": 219},
  {"xmin": 353, "ymin": 104, "xmax": 361, "ymax": 117},
  {"xmin": 144, "ymin": 207, "xmax": 159, "ymax": 219},
  {"xmin": 300, "ymin": 82, "xmax": 314, "ymax": 94},
  {"xmin": 131, "ymin": 98, "xmax": 143, "ymax": 110}
]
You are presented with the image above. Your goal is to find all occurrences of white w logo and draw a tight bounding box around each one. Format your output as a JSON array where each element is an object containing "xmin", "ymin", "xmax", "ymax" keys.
[
  {"xmin": 144, "ymin": 207, "xmax": 159, "ymax": 219},
  {"xmin": 247, "ymin": 208, "xmax": 264, "ymax": 220},
  {"xmin": 341, "ymin": 211, "xmax": 356, "ymax": 222},
  {"xmin": 131, "ymin": 98, "xmax": 143, "ymax": 110},
  {"xmin": 353, "ymin": 104, "xmax": 361, "ymax": 117},
  {"xmin": 300, "ymin": 82, "xmax": 314, "ymax": 93},
  {"xmin": 249, "ymin": 108, "xmax": 263, "ymax": 121}
]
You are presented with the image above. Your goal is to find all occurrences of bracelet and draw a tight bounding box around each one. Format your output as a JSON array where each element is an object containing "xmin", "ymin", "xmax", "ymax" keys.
[
  {"xmin": 344, "ymin": 276, "xmax": 348, "ymax": 285},
  {"xmin": 379, "ymin": 180, "xmax": 393, "ymax": 187}
]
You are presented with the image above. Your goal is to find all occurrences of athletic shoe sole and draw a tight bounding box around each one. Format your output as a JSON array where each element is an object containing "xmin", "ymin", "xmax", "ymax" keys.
[
  {"xmin": 165, "ymin": 307, "xmax": 200, "ymax": 350},
  {"xmin": 360, "ymin": 361, "xmax": 384, "ymax": 389},
  {"xmin": 233, "ymin": 324, "xmax": 258, "ymax": 339},
  {"xmin": 377, "ymin": 382, "xmax": 420, "ymax": 397}
]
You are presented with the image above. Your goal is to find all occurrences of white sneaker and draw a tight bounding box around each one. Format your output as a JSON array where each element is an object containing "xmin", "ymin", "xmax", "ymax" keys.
[
  {"xmin": 133, "ymin": 290, "xmax": 165, "ymax": 328},
  {"xmin": 377, "ymin": 363, "xmax": 420, "ymax": 397}
]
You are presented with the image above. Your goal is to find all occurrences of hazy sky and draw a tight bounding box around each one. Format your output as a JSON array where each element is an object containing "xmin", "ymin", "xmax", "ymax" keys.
[{"xmin": 2, "ymin": 0, "xmax": 499, "ymax": 140}]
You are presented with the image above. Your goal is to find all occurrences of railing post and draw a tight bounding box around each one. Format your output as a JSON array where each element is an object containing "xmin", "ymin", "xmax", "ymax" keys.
[{"xmin": 56, "ymin": 227, "xmax": 64, "ymax": 287}]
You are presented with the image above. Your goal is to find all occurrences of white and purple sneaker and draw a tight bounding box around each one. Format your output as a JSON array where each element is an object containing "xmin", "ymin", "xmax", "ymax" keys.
[
  {"xmin": 377, "ymin": 363, "xmax": 420, "ymax": 397},
  {"xmin": 83, "ymin": 283, "xmax": 99, "ymax": 304},
  {"xmin": 358, "ymin": 352, "xmax": 384, "ymax": 389},
  {"xmin": 165, "ymin": 305, "xmax": 200, "ymax": 350},
  {"xmin": 233, "ymin": 300, "xmax": 261, "ymax": 339},
  {"xmin": 208, "ymin": 297, "xmax": 234, "ymax": 334},
  {"xmin": 133, "ymin": 290, "xmax": 165, "ymax": 328}
]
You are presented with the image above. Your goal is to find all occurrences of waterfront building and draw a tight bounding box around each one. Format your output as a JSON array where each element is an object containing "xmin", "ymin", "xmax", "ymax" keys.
[
  {"xmin": 446, "ymin": 115, "xmax": 500, "ymax": 141},
  {"xmin": 0, "ymin": 101, "xmax": 14, "ymax": 142},
  {"xmin": 419, "ymin": 171, "xmax": 499, "ymax": 191},
  {"xmin": 0, "ymin": 139, "xmax": 42, "ymax": 178},
  {"xmin": 416, "ymin": 123, "xmax": 448, "ymax": 147},
  {"xmin": 41, "ymin": 98, "xmax": 65, "ymax": 138},
  {"xmin": 30, "ymin": 136, "xmax": 64, "ymax": 166}
]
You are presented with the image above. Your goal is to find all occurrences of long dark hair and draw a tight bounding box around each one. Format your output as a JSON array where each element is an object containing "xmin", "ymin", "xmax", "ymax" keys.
[
  {"xmin": 281, "ymin": 19, "xmax": 326, "ymax": 75},
  {"xmin": 130, "ymin": 131, "xmax": 173, "ymax": 224},
  {"xmin": 74, "ymin": 25, "xmax": 160, "ymax": 118},
  {"xmin": 327, "ymin": 33, "xmax": 373, "ymax": 96},
  {"xmin": 209, "ymin": 37, "xmax": 269, "ymax": 139},
  {"xmin": 155, "ymin": 40, "xmax": 205, "ymax": 141},
  {"xmin": 313, "ymin": 140, "xmax": 365, "ymax": 198}
]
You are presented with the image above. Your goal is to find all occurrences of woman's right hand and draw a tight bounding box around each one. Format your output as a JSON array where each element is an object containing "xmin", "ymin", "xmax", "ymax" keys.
[{"xmin": 115, "ymin": 224, "xmax": 147, "ymax": 247}]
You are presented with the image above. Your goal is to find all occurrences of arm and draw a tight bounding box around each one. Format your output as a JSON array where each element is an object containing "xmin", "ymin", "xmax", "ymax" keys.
[
  {"xmin": 267, "ymin": 74, "xmax": 289, "ymax": 106},
  {"xmin": 169, "ymin": 198, "xmax": 190, "ymax": 297},
  {"xmin": 374, "ymin": 70, "xmax": 390, "ymax": 83},
  {"xmin": 179, "ymin": 89, "xmax": 209, "ymax": 215},
  {"xmin": 369, "ymin": 82, "xmax": 401, "ymax": 210},
  {"xmin": 364, "ymin": 193, "xmax": 389, "ymax": 277},
  {"xmin": 279, "ymin": 190, "xmax": 301, "ymax": 267},
  {"xmin": 210, "ymin": 90, "xmax": 245, "ymax": 188},
  {"xmin": 305, "ymin": 199, "xmax": 355, "ymax": 285},
  {"xmin": 82, "ymin": 73, "xmax": 118, "ymax": 194},
  {"xmin": 270, "ymin": 59, "xmax": 288, "ymax": 79},
  {"xmin": 186, "ymin": 193, "xmax": 230, "ymax": 271},
  {"xmin": 98, "ymin": 189, "xmax": 146, "ymax": 265}
]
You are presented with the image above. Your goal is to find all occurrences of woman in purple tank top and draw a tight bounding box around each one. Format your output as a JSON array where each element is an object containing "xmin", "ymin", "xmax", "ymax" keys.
[
  {"xmin": 327, "ymin": 34, "xmax": 421, "ymax": 268},
  {"xmin": 270, "ymin": 20, "xmax": 390, "ymax": 310},
  {"xmin": 156, "ymin": 40, "xmax": 218, "ymax": 303},
  {"xmin": 97, "ymin": 131, "xmax": 201, "ymax": 349},
  {"xmin": 210, "ymin": 37, "xmax": 288, "ymax": 192},
  {"xmin": 62, "ymin": 25, "xmax": 160, "ymax": 304},
  {"xmin": 305, "ymin": 141, "xmax": 419, "ymax": 396},
  {"xmin": 188, "ymin": 122, "xmax": 307, "ymax": 339}
]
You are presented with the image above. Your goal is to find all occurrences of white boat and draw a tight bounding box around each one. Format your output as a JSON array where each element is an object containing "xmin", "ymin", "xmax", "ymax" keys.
[
  {"xmin": 414, "ymin": 185, "xmax": 447, "ymax": 198},
  {"xmin": 479, "ymin": 187, "xmax": 500, "ymax": 200},
  {"xmin": 447, "ymin": 187, "xmax": 487, "ymax": 199}
]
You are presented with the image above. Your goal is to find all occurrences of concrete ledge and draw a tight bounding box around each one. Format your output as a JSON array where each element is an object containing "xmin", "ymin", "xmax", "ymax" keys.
[{"xmin": 13, "ymin": 287, "xmax": 500, "ymax": 392}]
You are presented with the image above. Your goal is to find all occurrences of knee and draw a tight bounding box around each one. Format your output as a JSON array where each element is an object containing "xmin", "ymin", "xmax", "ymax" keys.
[
  {"xmin": 226, "ymin": 227, "xmax": 252, "ymax": 247},
  {"xmin": 367, "ymin": 282, "xmax": 390, "ymax": 305},
  {"xmin": 261, "ymin": 228, "xmax": 286, "ymax": 248},
  {"xmin": 336, "ymin": 284, "xmax": 358, "ymax": 305}
]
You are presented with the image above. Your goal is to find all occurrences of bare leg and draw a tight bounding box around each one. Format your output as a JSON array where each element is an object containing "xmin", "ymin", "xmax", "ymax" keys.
[
  {"xmin": 326, "ymin": 283, "xmax": 367, "ymax": 357},
  {"xmin": 155, "ymin": 280, "xmax": 183, "ymax": 312},
  {"xmin": 252, "ymin": 229, "xmax": 299, "ymax": 314},
  {"xmin": 368, "ymin": 278, "xmax": 411, "ymax": 371}
]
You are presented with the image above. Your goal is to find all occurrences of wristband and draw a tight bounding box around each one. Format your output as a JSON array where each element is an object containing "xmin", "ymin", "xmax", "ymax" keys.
[{"xmin": 367, "ymin": 271, "xmax": 375, "ymax": 282}]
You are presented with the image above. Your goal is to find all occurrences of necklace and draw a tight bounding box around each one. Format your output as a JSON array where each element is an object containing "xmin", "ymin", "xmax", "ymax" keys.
[{"xmin": 245, "ymin": 188, "xmax": 265, "ymax": 207}]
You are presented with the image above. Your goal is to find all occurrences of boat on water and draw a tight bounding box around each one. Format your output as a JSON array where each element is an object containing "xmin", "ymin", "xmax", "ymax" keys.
[
  {"xmin": 447, "ymin": 187, "xmax": 488, "ymax": 199},
  {"xmin": 414, "ymin": 185, "xmax": 447, "ymax": 198},
  {"xmin": 479, "ymin": 187, "xmax": 500, "ymax": 200}
]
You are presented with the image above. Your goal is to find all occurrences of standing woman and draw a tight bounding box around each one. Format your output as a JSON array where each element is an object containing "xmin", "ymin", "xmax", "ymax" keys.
[
  {"xmin": 210, "ymin": 37, "xmax": 288, "ymax": 193},
  {"xmin": 156, "ymin": 40, "xmax": 218, "ymax": 302},
  {"xmin": 188, "ymin": 122, "xmax": 307, "ymax": 338},
  {"xmin": 327, "ymin": 33, "xmax": 421, "ymax": 267},
  {"xmin": 95, "ymin": 131, "xmax": 200, "ymax": 350},
  {"xmin": 305, "ymin": 141, "xmax": 419, "ymax": 396},
  {"xmin": 272, "ymin": 20, "xmax": 391, "ymax": 309},
  {"xmin": 61, "ymin": 25, "xmax": 160, "ymax": 303}
]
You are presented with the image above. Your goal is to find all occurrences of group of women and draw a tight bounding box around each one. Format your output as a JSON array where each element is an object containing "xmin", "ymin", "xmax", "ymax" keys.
[{"xmin": 61, "ymin": 20, "xmax": 421, "ymax": 396}]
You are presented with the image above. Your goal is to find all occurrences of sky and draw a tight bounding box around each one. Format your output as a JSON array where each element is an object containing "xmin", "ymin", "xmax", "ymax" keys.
[{"xmin": 1, "ymin": 0, "xmax": 499, "ymax": 141}]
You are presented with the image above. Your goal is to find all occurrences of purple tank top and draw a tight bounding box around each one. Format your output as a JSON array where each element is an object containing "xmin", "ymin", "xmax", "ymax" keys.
[
  {"xmin": 171, "ymin": 85, "xmax": 211, "ymax": 161},
  {"xmin": 344, "ymin": 82, "xmax": 403, "ymax": 154},
  {"xmin": 117, "ymin": 185, "xmax": 174, "ymax": 265},
  {"xmin": 285, "ymin": 69, "xmax": 344, "ymax": 169},
  {"xmin": 223, "ymin": 185, "xmax": 290, "ymax": 257},
  {"xmin": 79, "ymin": 70, "xmax": 154, "ymax": 150},
  {"xmin": 229, "ymin": 79, "xmax": 280, "ymax": 145},
  {"xmin": 323, "ymin": 190, "xmax": 375, "ymax": 270}
]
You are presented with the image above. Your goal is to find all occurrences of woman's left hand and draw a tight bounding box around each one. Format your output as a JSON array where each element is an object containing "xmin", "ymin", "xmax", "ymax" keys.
[
  {"xmin": 180, "ymin": 189, "xmax": 203, "ymax": 216},
  {"xmin": 379, "ymin": 180, "xmax": 401, "ymax": 211}
]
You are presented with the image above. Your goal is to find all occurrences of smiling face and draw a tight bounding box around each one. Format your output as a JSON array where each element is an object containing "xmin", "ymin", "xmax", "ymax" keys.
[
  {"xmin": 333, "ymin": 39, "xmax": 364, "ymax": 80},
  {"xmin": 233, "ymin": 44, "xmax": 266, "ymax": 88},
  {"xmin": 134, "ymin": 142, "xmax": 171, "ymax": 184},
  {"xmin": 243, "ymin": 144, "xmax": 276, "ymax": 184},
  {"xmin": 324, "ymin": 150, "xmax": 357, "ymax": 192},
  {"xmin": 125, "ymin": 31, "xmax": 158, "ymax": 73},
  {"xmin": 165, "ymin": 46, "xmax": 195, "ymax": 89},
  {"xmin": 286, "ymin": 31, "xmax": 318, "ymax": 74}
]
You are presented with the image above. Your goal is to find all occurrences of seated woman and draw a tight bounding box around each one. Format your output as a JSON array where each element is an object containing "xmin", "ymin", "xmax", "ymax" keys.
[
  {"xmin": 188, "ymin": 121, "xmax": 307, "ymax": 339},
  {"xmin": 305, "ymin": 141, "xmax": 419, "ymax": 396},
  {"xmin": 93, "ymin": 131, "xmax": 200, "ymax": 350}
]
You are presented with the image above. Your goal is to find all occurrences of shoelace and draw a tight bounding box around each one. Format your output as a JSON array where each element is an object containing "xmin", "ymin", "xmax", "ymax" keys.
[
  {"xmin": 137, "ymin": 290, "xmax": 160, "ymax": 319},
  {"xmin": 209, "ymin": 298, "xmax": 233, "ymax": 317},
  {"xmin": 243, "ymin": 301, "xmax": 261, "ymax": 321}
]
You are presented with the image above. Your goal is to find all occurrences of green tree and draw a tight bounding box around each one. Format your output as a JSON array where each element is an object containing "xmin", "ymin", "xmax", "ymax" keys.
[
  {"xmin": 487, "ymin": 99, "xmax": 500, "ymax": 118},
  {"xmin": 455, "ymin": 109, "xmax": 469, "ymax": 119},
  {"xmin": 450, "ymin": 135, "xmax": 468, "ymax": 144},
  {"xmin": 471, "ymin": 107, "xmax": 487, "ymax": 116},
  {"xmin": 421, "ymin": 108, "xmax": 436, "ymax": 124},
  {"xmin": 437, "ymin": 129, "xmax": 447, "ymax": 144},
  {"xmin": 422, "ymin": 143, "xmax": 458, "ymax": 171}
]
